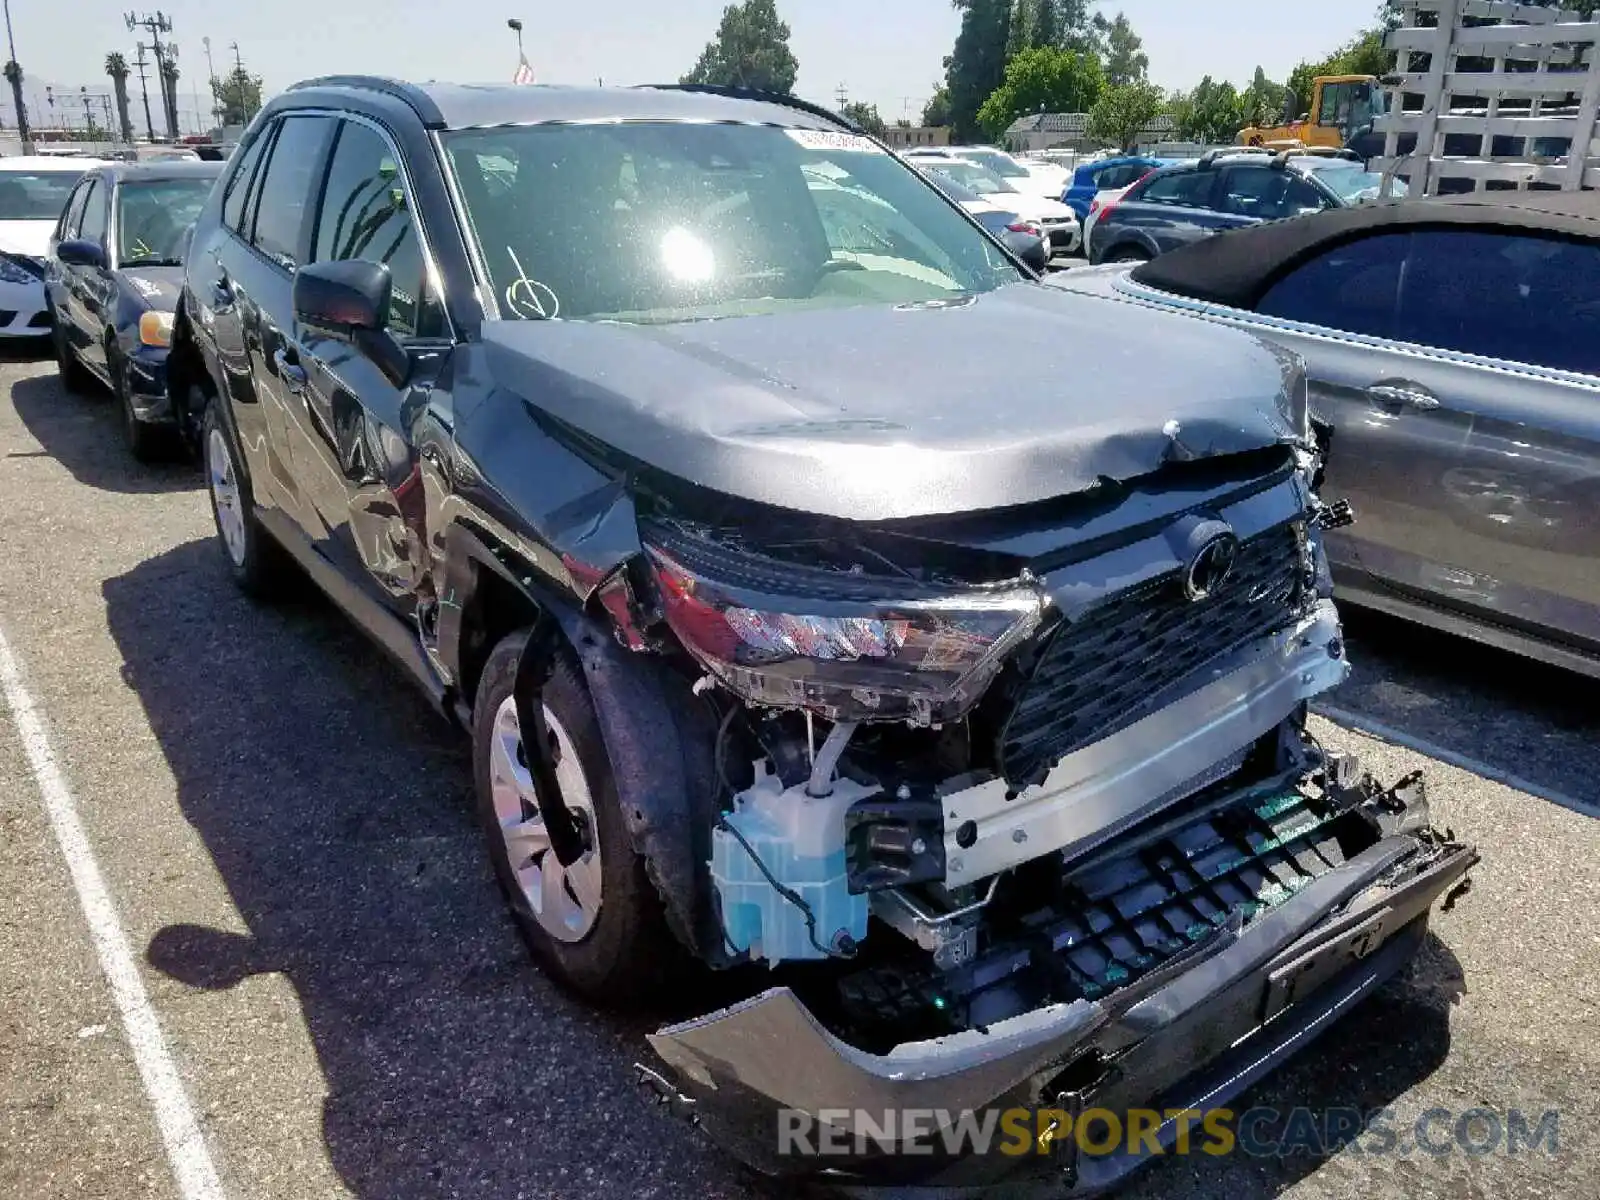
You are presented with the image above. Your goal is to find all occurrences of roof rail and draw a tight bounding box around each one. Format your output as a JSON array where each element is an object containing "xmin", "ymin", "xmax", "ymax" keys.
[
  {"xmin": 287, "ymin": 75, "xmax": 446, "ymax": 127},
  {"xmin": 637, "ymin": 83, "xmax": 863, "ymax": 134},
  {"xmin": 1199, "ymin": 145, "xmax": 1272, "ymax": 168}
]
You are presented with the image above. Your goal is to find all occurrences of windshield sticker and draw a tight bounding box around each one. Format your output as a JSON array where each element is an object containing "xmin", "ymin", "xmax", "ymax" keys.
[{"xmin": 785, "ymin": 129, "xmax": 885, "ymax": 155}]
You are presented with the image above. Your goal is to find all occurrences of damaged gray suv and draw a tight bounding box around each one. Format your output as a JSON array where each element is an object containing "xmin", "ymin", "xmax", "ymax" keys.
[{"xmin": 170, "ymin": 77, "xmax": 1478, "ymax": 1194}]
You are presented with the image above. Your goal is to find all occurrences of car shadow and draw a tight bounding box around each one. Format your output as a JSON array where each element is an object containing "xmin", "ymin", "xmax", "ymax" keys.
[
  {"xmin": 105, "ymin": 540, "xmax": 773, "ymax": 1199},
  {"xmin": 7, "ymin": 371, "xmax": 199, "ymax": 495},
  {"xmin": 1318, "ymin": 608, "xmax": 1600, "ymax": 815}
]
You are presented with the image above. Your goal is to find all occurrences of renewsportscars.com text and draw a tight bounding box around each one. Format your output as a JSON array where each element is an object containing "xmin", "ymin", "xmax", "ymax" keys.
[{"xmin": 777, "ymin": 1105, "xmax": 1561, "ymax": 1160}]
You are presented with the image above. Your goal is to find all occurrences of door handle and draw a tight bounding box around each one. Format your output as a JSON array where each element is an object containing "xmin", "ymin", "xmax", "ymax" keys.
[
  {"xmin": 274, "ymin": 347, "xmax": 308, "ymax": 395},
  {"xmin": 1366, "ymin": 383, "xmax": 1439, "ymax": 411}
]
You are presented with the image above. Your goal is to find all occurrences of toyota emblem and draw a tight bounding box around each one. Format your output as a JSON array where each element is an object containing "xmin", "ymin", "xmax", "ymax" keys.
[{"xmin": 1184, "ymin": 531, "xmax": 1240, "ymax": 602}]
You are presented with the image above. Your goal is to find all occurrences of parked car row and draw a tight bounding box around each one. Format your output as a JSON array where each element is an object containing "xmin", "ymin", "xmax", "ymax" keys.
[
  {"xmin": 23, "ymin": 80, "xmax": 1489, "ymax": 1195},
  {"xmin": 1085, "ymin": 147, "xmax": 1404, "ymax": 265}
]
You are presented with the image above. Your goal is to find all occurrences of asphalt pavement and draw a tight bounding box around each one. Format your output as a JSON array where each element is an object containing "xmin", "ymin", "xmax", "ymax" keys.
[{"xmin": 1, "ymin": 350, "xmax": 1596, "ymax": 1200}]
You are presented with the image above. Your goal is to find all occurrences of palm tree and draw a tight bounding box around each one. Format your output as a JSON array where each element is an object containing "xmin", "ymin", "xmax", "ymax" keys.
[
  {"xmin": 159, "ymin": 55, "xmax": 179, "ymax": 138},
  {"xmin": 105, "ymin": 52, "xmax": 134, "ymax": 143}
]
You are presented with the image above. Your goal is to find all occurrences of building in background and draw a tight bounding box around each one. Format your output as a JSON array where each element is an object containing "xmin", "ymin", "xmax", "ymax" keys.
[
  {"xmin": 882, "ymin": 125, "xmax": 951, "ymax": 150},
  {"xmin": 1005, "ymin": 112, "xmax": 1177, "ymax": 155}
]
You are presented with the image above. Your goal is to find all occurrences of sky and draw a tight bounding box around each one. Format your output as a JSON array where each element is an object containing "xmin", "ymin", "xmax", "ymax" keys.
[{"xmin": 8, "ymin": 1, "xmax": 1381, "ymax": 133}]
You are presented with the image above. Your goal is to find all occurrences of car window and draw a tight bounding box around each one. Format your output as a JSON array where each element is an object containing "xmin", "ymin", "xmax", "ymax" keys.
[
  {"xmin": 77, "ymin": 180, "xmax": 108, "ymax": 245},
  {"xmin": 58, "ymin": 180, "xmax": 91, "ymax": 239},
  {"xmin": 1136, "ymin": 170, "xmax": 1213, "ymax": 207},
  {"xmin": 117, "ymin": 178, "xmax": 215, "ymax": 267},
  {"xmin": 1255, "ymin": 231, "xmax": 1406, "ymax": 339},
  {"xmin": 313, "ymin": 119, "xmax": 445, "ymax": 338},
  {"xmin": 443, "ymin": 121, "xmax": 1021, "ymax": 324},
  {"xmin": 222, "ymin": 126, "xmax": 271, "ymax": 235},
  {"xmin": 1393, "ymin": 230, "xmax": 1600, "ymax": 376},
  {"xmin": 0, "ymin": 170, "xmax": 84, "ymax": 221},
  {"xmin": 1097, "ymin": 165, "xmax": 1138, "ymax": 190},
  {"xmin": 250, "ymin": 114, "xmax": 336, "ymax": 269},
  {"xmin": 1218, "ymin": 167, "xmax": 1329, "ymax": 220}
]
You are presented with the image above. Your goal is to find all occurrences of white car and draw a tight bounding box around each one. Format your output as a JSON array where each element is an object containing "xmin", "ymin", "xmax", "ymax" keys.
[
  {"xmin": 0, "ymin": 156, "xmax": 109, "ymax": 338},
  {"xmin": 913, "ymin": 155, "xmax": 1080, "ymax": 256}
]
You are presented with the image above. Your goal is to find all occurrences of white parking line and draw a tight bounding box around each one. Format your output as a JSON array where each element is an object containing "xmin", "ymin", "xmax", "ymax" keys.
[
  {"xmin": 0, "ymin": 626, "xmax": 227, "ymax": 1200},
  {"xmin": 1314, "ymin": 702, "xmax": 1599, "ymax": 819}
]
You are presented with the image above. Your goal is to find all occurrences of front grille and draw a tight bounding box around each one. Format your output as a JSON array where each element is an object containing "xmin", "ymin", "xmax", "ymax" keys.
[
  {"xmin": 27, "ymin": 311, "xmax": 50, "ymax": 328},
  {"xmin": 995, "ymin": 520, "xmax": 1306, "ymax": 786},
  {"xmin": 0, "ymin": 310, "xmax": 15, "ymax": 327}
]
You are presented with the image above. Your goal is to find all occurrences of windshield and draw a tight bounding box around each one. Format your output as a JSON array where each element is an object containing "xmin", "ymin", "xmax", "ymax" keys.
[
  {"xmin": 0, "ymin": 171, "xmax": 85, "ymax": 221},
  {"xmin": 924, "ymin": 160, "xmax": 1019, "ymax": 196},
  {"xmin": 442, "ymin": 122, "xmax": 1022, "ymax": 324},
  {"xmin": 958, "ymin": 148, "xmax": 1030, "ymax": 179},
  {"xmin": 1309, "ymin": 164, "xmax": 1408, "ymax": 202},
  {"xmin": 117, "ymin": 178, "xmax": 214, "ymax": 266}
]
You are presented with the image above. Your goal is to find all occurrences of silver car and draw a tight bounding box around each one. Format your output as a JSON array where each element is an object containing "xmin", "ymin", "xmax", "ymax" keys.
[{"xmin": 1049, "ymin": 191, "xmax": 1600, "ymax": 677}]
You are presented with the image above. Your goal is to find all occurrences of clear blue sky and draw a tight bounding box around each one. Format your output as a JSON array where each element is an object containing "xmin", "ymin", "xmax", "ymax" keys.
[{"xmin": 10, "ymin": 1, "xmax": 1380, "ymax": 131}]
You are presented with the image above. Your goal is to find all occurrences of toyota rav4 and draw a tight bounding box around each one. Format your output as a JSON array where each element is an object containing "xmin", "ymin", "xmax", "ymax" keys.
[{"xmin": 167, "ymin": 77, "xmax": 1477, "ymax": 1195}]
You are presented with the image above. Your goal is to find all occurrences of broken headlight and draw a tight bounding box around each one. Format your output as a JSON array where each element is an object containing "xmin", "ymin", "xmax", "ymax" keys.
[{"xmin": 644, "ymin": 546, "xmax": 1042, "ymax": 723}]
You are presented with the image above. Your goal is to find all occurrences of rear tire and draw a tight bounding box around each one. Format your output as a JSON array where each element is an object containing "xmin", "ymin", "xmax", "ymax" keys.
[
  {"xmin": 472, "ymin": 630, "xmax": 676, "ymax": 1003},
  {"xmin": 52, "ymin": 319, "xmax": 94, "ymax": 394},
  {"xmin": 1108, "ymin": 246, "xmax": 1153, "ymax": 263},
  {"xmin": 203, "ymin": 403, "xmax": 287, "ymax": 597}
]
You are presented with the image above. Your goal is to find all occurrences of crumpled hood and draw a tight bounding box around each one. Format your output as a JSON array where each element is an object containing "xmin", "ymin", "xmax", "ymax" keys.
[
  {"xmin": 482, "ymin": 282, "xmax": 1307, "ymax": 521},
  {"xmin": 119, "ymin": 265, "xmax": 184, "ymax": 312}
]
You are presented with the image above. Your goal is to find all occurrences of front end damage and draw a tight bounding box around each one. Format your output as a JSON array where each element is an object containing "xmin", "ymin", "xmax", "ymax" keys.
[{"xmin": 515, "ymin": 412, "xmax": 1473, "ymax": 1192}]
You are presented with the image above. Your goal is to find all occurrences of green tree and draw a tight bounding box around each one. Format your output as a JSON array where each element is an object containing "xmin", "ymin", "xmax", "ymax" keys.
[
  {"xmin": 1057, "ymin": 0, "xmax": 1103, "ymax": 57},
  {"xmin": 1102, "ymin": 12, "xmax": 1148, "ymax": 86},
  {"xmin": 922, "ymin": 86, "xmax": 952, "ymax": 126},
  {"xmin": 1242, "ymin": 65, "xmax": 1287, "ymax": 128},
  {"xmin": 945, "ymin": 0, "xmax": 1013, "ymax": 141},
  {"xmin": 211, "ymin": 66, "xmax": 264, "ymax": 127},
  {"xmin": 681, "ymin": 0, "xmax": 799, "ymax": 94},
  {"xmin": 976, "ymin": 45, "xmax": 1105, "ymax": 139},
  {"xmin": 1087, "ymin": 79, "xmax": 1164, "ymax": 150},
  {"xmin": 105, "ymin": 53, "xmax": 134, "ymax": 144},
  {"xmin": 840, "ymin": 100, "xmax": 888, "ymax": 137},
  {"xmin": 1032, "ymin": 0, "xmax": 1060, "ymax": 49},
  {"xmin": 1007, "ymin": 0, "xmax": 1037, "ymax": 59},
  {"xmin": 1177, "ymin": 76, "xmax": 1246, "ymax": 143}
]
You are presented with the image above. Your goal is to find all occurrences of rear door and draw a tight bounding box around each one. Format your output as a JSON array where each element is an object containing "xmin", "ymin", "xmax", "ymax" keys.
[
  {"xmin": 1109, "ymin": 168, "xmax": 1222, "ymax": 255},
  {"xmin": 1253, "ymin": 228, "xmax": 1600, "ymax": 649},
  {"xmin": 225, "ymin": 113, "xmax": 338, "ymax": 524},
  {"xmin": 286, "ymin": 115, "xmax": 452, "ymax": 614}
]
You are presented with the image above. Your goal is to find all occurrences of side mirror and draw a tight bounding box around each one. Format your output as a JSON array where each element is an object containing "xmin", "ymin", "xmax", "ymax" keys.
[
  {"xmin": 294, "ymin": 258, "xmax": 390, "ymax": 332},
  {"xmin": 293, "ymin": 259, "xmax": 411, "ymax": 388},
  {"xmin": 57, "ymin": 238, "xmax": 107, "ymax": 269},
  {"xmin": 1019, "ymin": 235, "xmax": 1049, "ymax": 275}
]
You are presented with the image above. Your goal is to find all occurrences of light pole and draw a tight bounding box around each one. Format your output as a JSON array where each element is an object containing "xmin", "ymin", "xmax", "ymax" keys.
[
  {"xmin": 507, "ymin": 17, "xmax": 524, "ymax": 58},
  {"xmin": 3, "ymin": 0, "xmax": 31, "ymax": 152},
  {"xmin": 203, "ymin": 35, "xmax": 219, "ymax": 128}
]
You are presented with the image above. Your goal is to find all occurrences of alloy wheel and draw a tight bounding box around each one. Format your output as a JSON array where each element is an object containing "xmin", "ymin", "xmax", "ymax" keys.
[{"xmin": 206, "ymin": 427, "xmax": 247, "ymax": 566}]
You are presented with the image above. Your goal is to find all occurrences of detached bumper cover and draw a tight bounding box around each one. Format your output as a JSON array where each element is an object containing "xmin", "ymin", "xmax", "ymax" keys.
[{"xmin": 645, "ymin": 830, "xmax": 1476, "ymax": 1195}]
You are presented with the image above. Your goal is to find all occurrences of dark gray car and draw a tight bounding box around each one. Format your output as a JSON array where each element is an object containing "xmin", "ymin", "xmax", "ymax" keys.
[
  {"xmin": 1054, "ymin": 191, "xmax": 1600, "ymax": 677},
  {"xmin": 1087, "ymin": 150, "xmax": 1399, "ymax": 265}
]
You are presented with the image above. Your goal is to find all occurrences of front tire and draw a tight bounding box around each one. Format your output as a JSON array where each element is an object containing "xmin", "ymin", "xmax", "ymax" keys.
[
  {"xmin": 1107, "ymin": 246, "xmax": 1153, "ymax": 263},
  {"xmin": 472, "ymin": 630, "xmax": 675, "ymax": 1002},
  {"xmin": 203, "ymin": 403, "xmax": 286, "ymax": 597},
  {"xmin": 109, "ymin": 343, "xmax": 166, "ymax": 463}
]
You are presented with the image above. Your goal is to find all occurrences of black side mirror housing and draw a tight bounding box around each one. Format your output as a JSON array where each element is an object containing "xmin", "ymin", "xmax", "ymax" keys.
[
  {"xmin": 293, "ymin": 259, "xmax": 411, "ymax": 388},
  {"xmin": 1019, "ymin": 235, "xmax": 1049, "ymax": 275},
  {"xmin": 56, "ymin": 238, "xmax": 107, "ymax": 269}
]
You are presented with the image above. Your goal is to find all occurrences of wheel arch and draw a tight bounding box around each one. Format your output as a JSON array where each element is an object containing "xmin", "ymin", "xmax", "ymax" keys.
[
  {"xmin": 442, "ymin": 519, "xmax": 725, "ymax": 965},
  {"xmin": 166, "ymin": 302, "xmax": 221, "ymax": 450}
]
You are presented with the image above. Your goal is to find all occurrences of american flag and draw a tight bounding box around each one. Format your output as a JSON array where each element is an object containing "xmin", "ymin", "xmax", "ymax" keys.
[{"xmin": 513, "ymin": 53, "xmax": 535, "ymax": 85}]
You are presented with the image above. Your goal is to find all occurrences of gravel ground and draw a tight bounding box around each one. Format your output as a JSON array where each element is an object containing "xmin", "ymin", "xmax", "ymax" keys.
[{"xmin": 1, "ymin": 351, "xmax": 1595, "ymax": 1200}]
